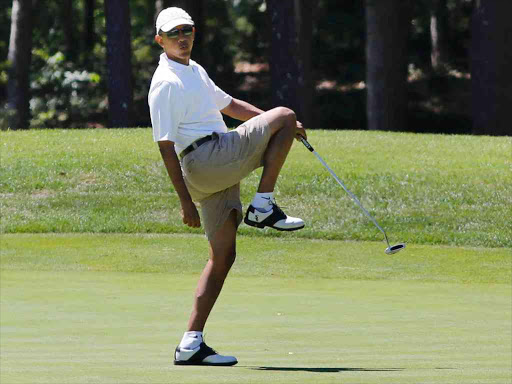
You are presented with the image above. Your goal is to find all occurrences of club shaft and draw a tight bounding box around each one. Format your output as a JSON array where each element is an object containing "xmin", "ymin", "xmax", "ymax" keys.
[{"xmin": 302, "ymin": 138, "xmax": 391, "ymax": 248}]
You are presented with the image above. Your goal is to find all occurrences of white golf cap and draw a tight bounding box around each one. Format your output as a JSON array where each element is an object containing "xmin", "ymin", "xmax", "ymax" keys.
[{"xmin": 156, "ymin": 7, "xmax": 194, "ymax": 33}]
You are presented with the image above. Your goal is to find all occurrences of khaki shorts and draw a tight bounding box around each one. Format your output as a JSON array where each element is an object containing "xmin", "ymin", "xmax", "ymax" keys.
[{"xmin": 181, "ymin": 114, "xmax": 271, "ymax": 240}]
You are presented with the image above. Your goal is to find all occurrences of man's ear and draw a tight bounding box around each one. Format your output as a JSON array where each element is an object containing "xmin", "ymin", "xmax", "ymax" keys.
[{"xmin": 155, "ymin": 34, "xmax": 164, "ymax": 48}]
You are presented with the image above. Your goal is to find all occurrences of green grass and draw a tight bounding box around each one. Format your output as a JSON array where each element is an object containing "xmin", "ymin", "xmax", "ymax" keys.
[
  {"xmin": 1, "ymin": 129, "xmax": 511, "ymax": 383},
  {"xmin": 1, "ymin": 233, "xmax": 511, "ymax": 384},
  {"xmin": 2, "ymin": 271, "xmax": 510, "ymax": 384},
  {"xmin": 1, "ymin": 129, "xmax": 511, "ymax": 247},
  {"xmin": 1, "ymin": 233, "xmax": 510, "ymax": 284}
]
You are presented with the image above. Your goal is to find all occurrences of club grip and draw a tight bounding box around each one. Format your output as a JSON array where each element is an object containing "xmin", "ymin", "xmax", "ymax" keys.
[{"xmin": 300, "ymin": 137, "xmax": 314, "ymax": 152}]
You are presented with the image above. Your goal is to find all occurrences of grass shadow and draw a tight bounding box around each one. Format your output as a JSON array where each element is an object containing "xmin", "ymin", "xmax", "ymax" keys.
[{"xmin": 250, "ymin": 366, "xmax": 405, "ymax": 373}]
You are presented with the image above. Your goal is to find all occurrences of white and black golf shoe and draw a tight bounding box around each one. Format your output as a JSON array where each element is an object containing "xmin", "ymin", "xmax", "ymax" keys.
[
  {"xmin": 244, "ymin": 200, "xmax": 304, "ymax": 231},
  {"xmin": 174, "ymin": 342, "xmax": 238, "ymax": 366}
]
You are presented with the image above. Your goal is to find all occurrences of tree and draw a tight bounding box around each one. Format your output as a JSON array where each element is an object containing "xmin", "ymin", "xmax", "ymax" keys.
[
  {"xmin": 366, "ymin": 0, "xmax": 410, "ymax": 131},
  {"xmin": 6, "ymin": 0, "xmax": 33, "ymax": 130},
  {"xmin": 84, "ymin": 0, "xmax": 96, "ymax": 55},
  {"xmin": 154, "ymin": 0, "xmax": 170, "ymax": 22},
  {"xmin": 430, "ymin": 0, "xmax": 449, "ymax": 74},
  {"xmin": 267, "ymin": 0, "xmax": 311, "ymax": 125},
  {"xmin": 294, "ymin": 0, "xmax": 313, "ymax": 129},
  {"xmin": 104, "ymin": 0, "xmax": 134, "ymax": 127},
  {"xmin": 471, "ymin": 0, "xmax": 512, "ymax": 136},
  {"xmin": 61, "ymin": 0, "xmax": 75, "ymax": 61}
]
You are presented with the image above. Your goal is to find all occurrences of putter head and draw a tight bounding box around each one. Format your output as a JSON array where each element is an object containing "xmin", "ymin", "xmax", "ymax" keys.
[{"xmin": 385, "ymin": 243, "xmax": 406, "ymax": 255}]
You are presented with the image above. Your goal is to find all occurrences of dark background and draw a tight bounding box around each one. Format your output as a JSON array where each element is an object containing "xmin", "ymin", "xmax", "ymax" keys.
[{"xmin": 2, "ymin": 0, "xmax": 510, "ymax": 135}]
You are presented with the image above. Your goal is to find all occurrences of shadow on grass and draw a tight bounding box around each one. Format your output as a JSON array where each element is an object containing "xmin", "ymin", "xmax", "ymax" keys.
[
  {"xmin": 249, "ymin": 366, "xmax": 456, "ymax": 373},
  {"xmin": 250, "ymin": 367, "xmax": 405, "ymax": 373}
]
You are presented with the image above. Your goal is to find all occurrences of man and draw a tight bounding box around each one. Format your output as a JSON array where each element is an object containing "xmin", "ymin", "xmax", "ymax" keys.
[{"xmin": 149, "ymin": 7, "xmax": 307, "ymax": 366}]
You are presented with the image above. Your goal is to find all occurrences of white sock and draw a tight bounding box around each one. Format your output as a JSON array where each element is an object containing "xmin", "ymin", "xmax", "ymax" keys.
[
  {"xmin": 179, "ymin": 331, "xmax": 203, "ymax": 350},
  {"xmin": 251, "ymin": 192, "xmax": 274, "ymax": 212}
]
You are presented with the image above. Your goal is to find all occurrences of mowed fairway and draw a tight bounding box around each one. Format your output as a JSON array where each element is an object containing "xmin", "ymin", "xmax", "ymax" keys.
[
  {"xmin": 1, "ymin": 129, "xmax": 511, "ymax": 383},
  {"xmin": 1, "ymin": 234, "xmax": 511, "ymax": 384}
]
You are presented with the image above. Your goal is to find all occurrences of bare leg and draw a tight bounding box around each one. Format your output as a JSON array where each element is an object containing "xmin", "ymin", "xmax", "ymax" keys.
[
  {"xmin": 257, "ymin": 107, "xmax": 297, "ymax": 193},
  {"xmin": 187, "ymin": 209, "xmax": 238, "ymax": 331}
]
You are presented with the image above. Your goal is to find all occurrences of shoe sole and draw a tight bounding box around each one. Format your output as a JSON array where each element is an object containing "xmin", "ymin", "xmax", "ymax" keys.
[
  {"xmin": 244, "ymin": 218, "xmax": 305, "ymax": 231},
  {"xmin": 174, "ymin": 360, "xmax": 238, "ymax": 366}
]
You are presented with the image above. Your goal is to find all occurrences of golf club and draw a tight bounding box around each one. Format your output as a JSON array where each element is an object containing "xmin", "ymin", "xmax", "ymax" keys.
[{"xmin": 300, "ymin": 137, "xmax": 405, "ymax": 255}]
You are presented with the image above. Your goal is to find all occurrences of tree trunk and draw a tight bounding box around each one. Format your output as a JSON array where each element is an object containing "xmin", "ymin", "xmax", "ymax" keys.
[
  {"xmin": 366, "ymin": 0, "xmax": 410, "ymax": 131},
  {"xmin": 155, "ymin": 0, "xmax": 182, "ymax": 22},
  {"xmin": 6, "ymin": 0, "xmax": 33, "ymax": 130},
  {"xmin": 471, "ymin": 0, "xmax": 512, "ymax": 136},
  {"xmin": 84, "ymin": 0, "xmax": 95, "ymax": 53},
  {"xmin": 294, "ymin": 0, "xmax": 313, "ymax": 129},
  {"xmin": 61, "ymin": 0, "xmax": 75, "ymax": 60},
  {"xmin": 267, "ymin": 0, "xmax": 301, "ymax": 118},
  {"xmin": 154, "ymin": 0, "xmax": 166, "ymax": 25},
  {"xmin": 430, "ymin": 0, "xmax": 449, "ymax": 74},
  {"xmin": 186, "ymin": 0, "xmax": 205, "ymax": 66},
  {"xmin": 104, "ymin": 0, "xmax": 134, "ymax": 127}
]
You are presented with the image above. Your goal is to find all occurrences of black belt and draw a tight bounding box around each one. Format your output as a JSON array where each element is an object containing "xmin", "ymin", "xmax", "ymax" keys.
[{"xmin": 179, "ymin": 135, "xmax": 213, "ymax": 160}]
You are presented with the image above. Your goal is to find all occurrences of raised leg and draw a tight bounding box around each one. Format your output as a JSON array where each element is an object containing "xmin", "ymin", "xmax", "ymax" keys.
[{"xmin": 257, "ymin": 107, "xmax": 298, "ymax": 193}]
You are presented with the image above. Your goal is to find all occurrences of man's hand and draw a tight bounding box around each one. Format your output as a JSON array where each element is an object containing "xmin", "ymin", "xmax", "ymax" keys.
[
  {"xmin": 181, "ymin": 199, "xmax": 201, "ymax": 228},
  {"xmin": 295, "ymin": 120, "xmax": 307, "ymax": 141},
  {"xmin": 158, "ymin": 140, "xmax": 201, "ymax": 229}
]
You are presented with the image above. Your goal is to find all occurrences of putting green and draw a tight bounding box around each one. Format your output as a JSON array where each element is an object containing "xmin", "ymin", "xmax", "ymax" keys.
[{"xmin": 1, "ymin": 269, "xmax": 510, "ymax": 384}]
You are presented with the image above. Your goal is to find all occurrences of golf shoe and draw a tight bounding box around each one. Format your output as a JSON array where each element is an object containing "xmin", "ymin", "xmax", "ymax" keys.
[
  {"xmin": 174, "ymin": 342, "xmax": 238, "ymax": 366},
  {"xmin": 244, "ymin": 199, "xmax": 304, "ymax": 231}
]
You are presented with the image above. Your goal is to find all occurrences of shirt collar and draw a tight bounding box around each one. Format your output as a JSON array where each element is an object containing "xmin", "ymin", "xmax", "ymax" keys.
[{"xmin": 159, "ymin": 53, "xmax": 195, "ymax": 72}]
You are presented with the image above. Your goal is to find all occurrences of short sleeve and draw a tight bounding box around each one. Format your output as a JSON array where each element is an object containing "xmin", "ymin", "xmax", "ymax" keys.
[
  {"xmin": 148, "ymin": 81, "xmax": 184, "ymax": 142},
  {"xmin": 212, "ymin": 83, "xmax": 233, "ymax": 110},
  {"xmin": 194, "ymin": 62, "xmax": 233, "ymax": 110}
]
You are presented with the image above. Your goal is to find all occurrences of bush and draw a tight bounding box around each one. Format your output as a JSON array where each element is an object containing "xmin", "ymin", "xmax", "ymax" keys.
[{"xmin": 30, "ymin": 51, "xmax": 104, "ymax": 128}]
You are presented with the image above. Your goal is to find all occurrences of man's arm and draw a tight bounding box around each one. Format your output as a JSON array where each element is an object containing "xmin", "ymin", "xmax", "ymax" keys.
[
  {"xmin": 220, "ymin": 98, "xmax": 265, "ymax": 122},
  {"xmin": 158, "ymin": 140, "xmax": 201, "ymax": 228}
]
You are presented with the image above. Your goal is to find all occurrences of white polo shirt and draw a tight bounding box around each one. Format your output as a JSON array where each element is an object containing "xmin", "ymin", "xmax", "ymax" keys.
[{"xmin": 148, "ymin": 53, "xmax": 233, "ymax": 154}]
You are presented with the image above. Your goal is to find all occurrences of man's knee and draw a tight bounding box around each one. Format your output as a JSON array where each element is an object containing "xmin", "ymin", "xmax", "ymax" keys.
[
  {"xmin": 212, "ymin": 251, "xmax": 236, "ymax": 275},
  {"xmin": 266, "ymin": 107, "xmax": 296, "ymax": 136},
  {"xmin": 225, "ymin": 251, "xmax": 236, "ymax": 270},
  {"xmin": 276, "ymin": 106, "xmax": 296, "ymax": 124}
]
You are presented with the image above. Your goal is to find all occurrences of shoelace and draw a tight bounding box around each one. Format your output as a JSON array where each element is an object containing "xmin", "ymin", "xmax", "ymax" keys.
[
  {"xmin": 270, "ymin": 201, "xmax": 287, "ymax": 217},
  {"xmin": 202, "ymin": 336, "xmax": 217, "ymax": 355}
]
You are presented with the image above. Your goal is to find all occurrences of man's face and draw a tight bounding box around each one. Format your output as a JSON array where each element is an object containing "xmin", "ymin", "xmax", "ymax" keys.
[{"xmin": 155, "ymin": 24, "xmax": 195, "ymax": 65}]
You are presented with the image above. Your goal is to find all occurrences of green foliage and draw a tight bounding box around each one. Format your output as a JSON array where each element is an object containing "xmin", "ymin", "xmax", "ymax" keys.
[
  {"xmin": 0, "ymin": 5, "xmax": 12, "ymax": 65},
  {"xmin": 314, "ymin": 0, "xmax": 366, "ymax": 83},
  {"xmin": 1, "ymin": 129, "xmax": 510, "ymax": 248},
  {"xmin": 30, "ymin": 51, "xmax": 103, "ymax": 128},
  {"xmin": 230, "ymin": 0, "xmax": 269, "ymax": 62},
  {"xmin": 409, "ymin": 0, "xmax": 473, "ymax": 72},
  {"xmin": 0, "ymin": 0, "xmax": 479, "ymax": 131},
  {"xmin": 0, "ymin": 58, "xmax": 9, "ymax": 128}
]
